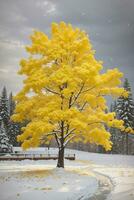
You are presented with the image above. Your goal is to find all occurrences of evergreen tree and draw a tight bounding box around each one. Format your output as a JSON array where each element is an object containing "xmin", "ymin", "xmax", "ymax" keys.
[
  {"xmin": 7, "ymin": 121, "xmax": 20, "ymax": 146},
  {"xmin": 8, "ymin": 93, "xmax": 21, "ymax": 146},
  {"xmin": 0, "ymin": 88, "xmax": 21, "ymax": 147},
  {"xmin": 116, "ymin": 78, "xmax": 134, "ymax": 154},
  {"xmin": 0, "ymin": 115, "xmax": 2, "ymax": 124},
  {"xmin": 0, "ymin": 121, "xmax": 12, "ymax": 153},
  {"xmin": 110, "ymin": 101, "xmax": 123, "ymax": 154},
  {"xmin": 0, "ymin": 87, "xmax": 10, "ymax": 129},
  {"xmin": 9, "ymin": 92, "xmax": 15, "ymax": 116}
]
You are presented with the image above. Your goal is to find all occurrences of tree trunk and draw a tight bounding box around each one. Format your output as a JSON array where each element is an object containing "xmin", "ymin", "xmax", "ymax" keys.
[{"xmin": 57, "ymin": 147, "xmax": 64, "ymax": 168}]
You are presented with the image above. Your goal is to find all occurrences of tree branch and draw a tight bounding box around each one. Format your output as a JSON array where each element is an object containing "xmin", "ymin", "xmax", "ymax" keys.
[
  {"xmin": 82, "ymin": 85, "xmax": 97, "ymax": 93},
  {"xmin": 54, "ymin": 132, "xmax": 61, "ymax": 147},
  {"xmin": 64, "ymin": 128, "xmax": 75, "ymax": 139},
  {"xmin": 71, "ymin": 83, "xmax": 85, "ymax": 106},
  {"xmin": 40, "ymin": 131, "xmax": 61, "ymax": 139},
  {"xmin": 78, "ymin": 102, "xmax": 87, "ymax": 112},
  {"xmin": 69, "ymin": 93, "xmax": 74, "ymax": 108},
  {"xmin": 88, "ymin": 121, "xmax": 104, "ymax": 126},
  {"xmin": 64, "ymin": 135, "xmax": 75, "ymax": 147},
  {"xmin": 45, "ymin": 87, "xmax": 60, "ymax": 95}
]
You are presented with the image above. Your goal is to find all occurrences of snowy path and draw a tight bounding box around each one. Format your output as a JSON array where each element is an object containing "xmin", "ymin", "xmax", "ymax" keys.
[
  {"xmin": 74, "ymin": 150, "xmax": 134, "ymax": 200},
  {"xmin": 77, "ymin": 163, "xmax": 114, "ymax": 200},
  {"xmin": 93, "ymin": 166, "xmax": 134, "ymax": 200},
  {"xmin": 0, "ymin": 149, "xmax": 134, "ymax": 200}
]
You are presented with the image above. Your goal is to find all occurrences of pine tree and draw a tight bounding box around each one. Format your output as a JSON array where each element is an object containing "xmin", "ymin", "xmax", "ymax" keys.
[
  {"xmin": 116, "ymin": 78, "xmax": 134, "ymax": 154},
  {"xmin": 0, "ymin": 121, "xmax": 12, "ymax": 153},
  {"xmin": 8, "ymin": 92, "xmax": 21, "ymax": 146},
  {"xmin": 8, "ymin": 121, "xmax": 20, "ymax": 146},
  {"xmin": 110, "ymin": 101, "xmax": 123, "ymax": 154},
  {"xmin": 0, "ymin": 87, "xmax": 10, "ymax": 129},
  {"xmin": 0, "ymin": 115, "xmax": 2, "ymax": 125},
  {"xmin": 9, "ymin": 92, "xmax": 15, "ymax": 116},
  {"xmin": 0, "ymin": 88, "xmax": 21, "ymax": 147}
]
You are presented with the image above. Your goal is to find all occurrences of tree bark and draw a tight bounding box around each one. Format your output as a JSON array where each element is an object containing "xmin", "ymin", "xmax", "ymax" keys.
[{"xmin": 57, "ymin": 147, "xmax": 64, "ymax": 168}]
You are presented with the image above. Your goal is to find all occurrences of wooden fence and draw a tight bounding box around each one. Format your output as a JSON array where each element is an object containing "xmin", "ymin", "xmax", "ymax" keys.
[{"xmin": 0, "ymin": 153, "xmax": 75, "ymax": 161}]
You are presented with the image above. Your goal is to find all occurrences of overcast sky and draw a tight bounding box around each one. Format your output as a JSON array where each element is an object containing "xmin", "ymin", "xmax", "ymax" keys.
[{"xmin": 0, "ymin": 0, "xmax": 134, "ymax": 95}]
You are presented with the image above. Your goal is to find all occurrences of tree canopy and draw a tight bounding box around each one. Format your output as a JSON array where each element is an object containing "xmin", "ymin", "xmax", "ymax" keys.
[{"xmin": 12, "ymin": 22, "xmax": 134, "ymax": 167}]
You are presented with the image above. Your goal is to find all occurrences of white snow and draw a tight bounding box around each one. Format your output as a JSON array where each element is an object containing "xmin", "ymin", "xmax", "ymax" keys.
[
  {"xmin": 0, "ymin": 148, "xmax": 134, "ymax": 200},
  {"xmin": 70, "ymin": 149, "xmax": 134, "ymax": 200}
]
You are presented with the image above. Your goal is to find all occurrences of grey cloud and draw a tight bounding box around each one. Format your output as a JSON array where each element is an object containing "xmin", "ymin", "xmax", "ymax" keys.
[{"xmin": 0, "ymin": 0, "xmax": 134, "ymax": 94}]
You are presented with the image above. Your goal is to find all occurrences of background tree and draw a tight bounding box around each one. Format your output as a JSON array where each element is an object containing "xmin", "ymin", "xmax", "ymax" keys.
[
  {"xmin": 109, "ymin": 101, "xmax": 123, "ymax": 154},
  {"xmin": 0, "ymin": 88, "xmax": 21, "ymax": 147},
  {"xmin": 7, "ymin": 121, "xmax": 21, "ymax": 147},
  {"xmin": 116, "ymin": 78, "xmax": 134, "ymax": 154},
  {"xmin": 8, "ymin": 92, "xmax": 21, "ymax": 146},
  {"xmin": 9, "ymin": 92, "xmax": 15, "ymax": 116},
  {"xmin": 0, "ymin": 121, "xmax": 11, "ymax": 153},
  {"xmin": 0, "ymin": 87, "xmax": 9, "ymax": 129},
  {"xmin": 12, "ymin": 22, "xmax": 134, "ymax": 167}
]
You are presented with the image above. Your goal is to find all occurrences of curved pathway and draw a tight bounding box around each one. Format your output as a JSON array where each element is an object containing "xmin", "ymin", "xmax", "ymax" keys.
[{"xmin": 75, "ymin": 158, "xmax": 134, "ymax": 200}]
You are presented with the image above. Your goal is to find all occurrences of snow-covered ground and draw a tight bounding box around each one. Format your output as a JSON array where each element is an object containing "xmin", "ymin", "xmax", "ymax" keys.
[
  {"xmin": 73, "ymin": 150, "xmax": 134, "ymax": 200},
  {"xmin": 0, "ymin": 148, "xmax": 134, "ymax": 200}
]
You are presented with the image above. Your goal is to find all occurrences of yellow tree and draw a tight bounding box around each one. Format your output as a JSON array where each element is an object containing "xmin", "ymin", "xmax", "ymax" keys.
[{"xmin": 12, "ymin": 22, "xmax": 133, "ymax": 168}]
